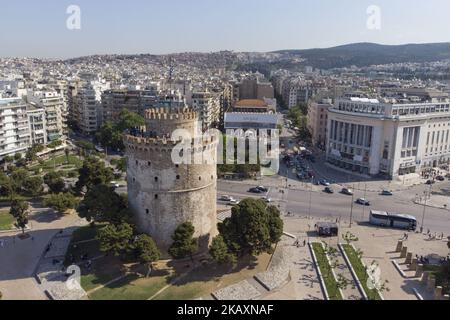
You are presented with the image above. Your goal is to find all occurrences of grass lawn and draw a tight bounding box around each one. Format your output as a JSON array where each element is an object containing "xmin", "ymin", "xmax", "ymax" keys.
[
  {"xmin": 28, "ymin": 155, "xmax": 83, "ymax": 173},
  {"xmin": 89, "ymin": 271, "xmax": 172, "ymax": 300},
  {"xmin": 0, "ymin": 210, "xmax": 14, "ymax": 230},
  {"xmin": 153, "ymin": 253, "xmax": 271, "ymax": 300},
  {"xmin": 311, "ymin": 243, "xmax": 343, "ymax": 300},
  {"xmin": 342, "ymin": 244, "xmax": 381, "ymax": 300}
]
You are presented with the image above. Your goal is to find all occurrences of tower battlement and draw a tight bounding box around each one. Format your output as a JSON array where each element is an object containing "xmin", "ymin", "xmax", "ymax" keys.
[{"xmin": 145, "ymin": 107, "xmax": 197, "ymax": 121}]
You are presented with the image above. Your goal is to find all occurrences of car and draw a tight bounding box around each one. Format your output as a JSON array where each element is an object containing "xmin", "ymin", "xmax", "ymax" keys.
[
  {"xmin": 110, "ymin": 181, "xmax": 120, "ymax": 188},
  {"xmin": 262, "ymin": 196, "xmax": 272, "ymax": 203},
  {"xmin": 319, "ymin": 179, "xmax": 330, "ymax": 186},
  {"xmin": 341, "ymin": 188, "xmax": 353, "ymax": 195},
  {"xmin": 426, "ymin": 180, "xmax": 435, "ymax": 185},
  {"xmin": 256, "ymin": 186, "xmax": 268, "ymax": 192},
  {"xmin": 381, "ymin": 190, "xmax": 393, "ymax": 196},
  {"xmin": 356, "ymin": 198, "xmax": 370, "ymax": 206},
  {"xmin": 219, "ymin": 195, "xmax": 232, "ymax": 201},
  {"xmin": 227, "ymin": 199, "xmax": 240, "ymax": 205},
  {"xmin": 436, "ymin": 175, "xmax": 445, "ymax": 181},
  {"xmin": 248, "ymin": 187, "xmax": 262, "ymax": 193},
  {"xmin": 324, "ymin": 187, "xmax": 334, "ymax": 194}
]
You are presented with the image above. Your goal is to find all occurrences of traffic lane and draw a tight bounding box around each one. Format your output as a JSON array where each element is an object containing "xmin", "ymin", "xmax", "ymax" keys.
[{"xmin": 285, "ymin": 188, "xmax": 450, "ymax": 233}]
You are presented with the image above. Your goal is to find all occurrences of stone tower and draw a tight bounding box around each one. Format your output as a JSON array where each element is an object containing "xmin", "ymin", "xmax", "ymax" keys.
[{"xmin": 124, "ymin": 107, "xmax": 218, "ymax": 252}]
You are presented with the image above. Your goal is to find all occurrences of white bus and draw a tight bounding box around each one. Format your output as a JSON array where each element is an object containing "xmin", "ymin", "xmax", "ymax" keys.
[{"xmin": 369, "ymin": 210, "xmax": 417, "ymax": 231}]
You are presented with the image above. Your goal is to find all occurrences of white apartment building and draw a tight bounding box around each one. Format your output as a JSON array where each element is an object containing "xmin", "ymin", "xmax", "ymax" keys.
[
  {"xmin": 27, "ymin": 106, "xmax": 47, "ymax": 145},
  {"xmin": 0, "ymin": 98, "xmax": 31, "ymax": 158},
  {"xmin": 27, "ymin": 90, "xmax": 67, "ymax": 142},
  {"xmin": 192, "ymin": 91, "xmax": 221, "ymax": 130},
  {"xmin": 326, "ymin": 91, "xmax": 450, "ymax": 178}
]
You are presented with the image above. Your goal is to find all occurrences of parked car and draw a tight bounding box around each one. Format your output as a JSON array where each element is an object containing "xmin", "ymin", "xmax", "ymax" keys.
[
  {"xmin": 381, "ymin": 190, "xmax": 393, "ymax": 196},
  {"xmin": 262, "ymin": 196, "xmax": 272, "ymax": 203},
  {"xmin": 319, "ymin": 179, "xmax": 330, "ymax": 186},
  {"xmin": 436, "ymin": 175, "xmax": 445, "ymax": 181},
  {"xmin": 341, "ymin": 188, "xmax": 353, "ymax": 195},
  {"xmin": 356, "ymin": 198, "xmax": 370, "ymax": 206},
  {"xmin": 324, "ymin": 187, "xmax": 334, "ymax": 194},
  {"xmin": 426, "ymin": 180, "xmax": 435, "ymax": 185}
]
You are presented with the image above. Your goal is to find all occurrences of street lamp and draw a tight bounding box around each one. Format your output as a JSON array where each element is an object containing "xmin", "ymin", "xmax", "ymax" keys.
[
  {"xmin": 361, "ymin": 183, "xmax": 367, "ymax": 221},
  {"xmin": 308, "ymin": 177, "xmax": 313, "ymax": 219},
  {"xmin": 421, "ymin": 184, "xmax": 432, "ymax": 230},
  {"xmin": 349, "ymin": 184, "xmax": 355, "ymax": 227}
]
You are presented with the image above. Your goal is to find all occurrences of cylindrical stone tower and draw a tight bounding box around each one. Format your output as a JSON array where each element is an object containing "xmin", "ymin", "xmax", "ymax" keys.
[{"xmin": 124, "ymin": 107, "xmax": 218, "ymax": 252}]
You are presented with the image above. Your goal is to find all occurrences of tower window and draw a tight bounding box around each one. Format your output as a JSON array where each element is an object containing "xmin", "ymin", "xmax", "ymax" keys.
[
  {"xmin": 199, "ymin": 176, "xmax": 202, "ymax": 181},
  {"xmin": 155, "ymin": 194, "xmax": 158, "ymax": 199},
  {"xmin": 136, "ymin": 160, "xmax": 138, "ymax": 165},
  {"xmin": 146, "ymin": 209, "xmax": 149, "ymax": 214},
  {"xmin": 148, "ymin": 161, "xmax": 151, "ymax": 166},
  {"xmin": 176, "ymin": 175, "xmax": 180, "ymax": 180},
  {"xmin": 155, "ymin": 177, "xmax": 158, "ymax": 182}
]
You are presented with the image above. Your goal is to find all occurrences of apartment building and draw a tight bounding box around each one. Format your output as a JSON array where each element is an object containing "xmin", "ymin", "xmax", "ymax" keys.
[
  {"xmin": 102, "ymin": 88, "xmax": 157, "ymax": 123},
  {"xmin": 0, "ymin": 98, "xmax": 31, "ymax": 158},
  {"xmin": 191, "ymin": 91, "xmax": 221, "ymax": 129},
  {"xmin": 326, "ymin": 90, "xmax": 450, "ymax": 178},
  {"xmin": 27, "ymin": 106, "xmax": 47, "ymax": 145},
  {"xmin": 307, "ymin": 99, "xmax": 332, "ymax": 148},
  {"xmin": 27, "ymin": 90, "xmax": 67, "ymax": 142}
]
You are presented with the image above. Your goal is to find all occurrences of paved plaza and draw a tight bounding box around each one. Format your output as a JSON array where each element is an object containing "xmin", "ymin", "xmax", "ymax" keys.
[{"xmin": 0, "ymin": 205, "xmax": 86, "ymax": 300}]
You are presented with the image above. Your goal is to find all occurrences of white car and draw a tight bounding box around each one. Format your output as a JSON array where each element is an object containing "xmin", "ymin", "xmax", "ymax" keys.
[
  {"xmin": 227, "ymin": 199, "xmax": 240, "ymax": 206},
  {"xmin": 219, "ymin": 195, "xmax": 233, "ymax": 201},
  {"xmin": 262, "ymin": 196, "xmax": 272, "ymax": 203}
]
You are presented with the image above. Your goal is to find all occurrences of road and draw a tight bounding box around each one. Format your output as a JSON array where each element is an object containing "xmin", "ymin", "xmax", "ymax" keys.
[{"xmin": 217, "ymin": 178, "xmax": 450, "ymax": 234}]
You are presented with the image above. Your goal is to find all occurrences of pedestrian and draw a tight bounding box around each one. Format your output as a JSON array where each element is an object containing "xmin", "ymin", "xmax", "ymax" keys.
[{"xmin": 303, "ymin": 239, "xmax": 306, "ymax": 247}]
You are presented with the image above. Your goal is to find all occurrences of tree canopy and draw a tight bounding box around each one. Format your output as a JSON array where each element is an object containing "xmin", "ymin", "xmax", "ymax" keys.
[
  {"xmin": 97, "ymin": 222, "xmax": 134, "ymax": 257},
  {"xmin": 168, "ymin": 222, "xmax": 199, "ymax": 259},
  {"xmin": 217, "ymin": 198, "xmax": 283, "ymax": 257},
  {"xmin": 10, "ymin": 200, "xmax": 29, "ymax": 234},
  {"xmin": 43, "ymin": 192, "xmax": 79, "ymax": 214},
  {"xmin": 76, "ymin": 157, "xmax": 114, "ymax": 192},
  {"xmin": 96, "ymin": 109, "xmax": 144, "ymax": 151},
  {"xmin": 44, "ymin": 171, "xmax": 66, "ymax": 193},
  {"xmin": 79, "ymin": 184, "xmax": 130, "ymax": 224}
]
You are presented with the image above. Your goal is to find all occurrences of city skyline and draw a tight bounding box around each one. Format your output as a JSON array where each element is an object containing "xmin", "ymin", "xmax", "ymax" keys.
[{"xmin": 1, "ymin": 0, "xmax": 450, "ymax": 58}]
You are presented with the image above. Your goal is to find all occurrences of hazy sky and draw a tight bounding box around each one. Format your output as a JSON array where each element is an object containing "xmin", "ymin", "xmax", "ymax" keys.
[{"xmin": 1, "ymin": 0, "xmax": 449, "ymax": 58}]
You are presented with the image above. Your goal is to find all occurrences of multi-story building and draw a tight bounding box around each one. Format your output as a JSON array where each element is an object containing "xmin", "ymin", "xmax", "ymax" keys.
[
  {"xmin": 102, "ymin": 88, "xmax": 157, "ymax": 123},
  {"xmin": 326, "ymin": 90, "xmax": 450, "ymax": 178},
  {"xmin": 27, "ymin": 90, "xmax": 67, "ymax": 142},
  {"xmin": 0, "ymin": 98, "xmax": 31, "ymax": 158},
  {"xmin": 191, "ymin": 91, "xmax": 221, "ymax": 130},
  {"xmin": 233, "ymin": 77, "xmax": 275, "ymax": 101},
  {"xmin": 73, "ymin": 81, "xmax": 110, "ymax": 134},
  {"xmin": 307, "ymin": 99, "xmax": 332, "ymax": 148},
  {"xmin": 27, "ymin": 106, "xmax": 47, "ymax": 145}
]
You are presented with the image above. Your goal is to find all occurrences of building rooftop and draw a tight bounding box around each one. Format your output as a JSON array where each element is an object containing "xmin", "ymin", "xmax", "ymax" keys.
[{"xmin": 234, "ymin": 99, "xmax": 268, "ymax": 108}]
